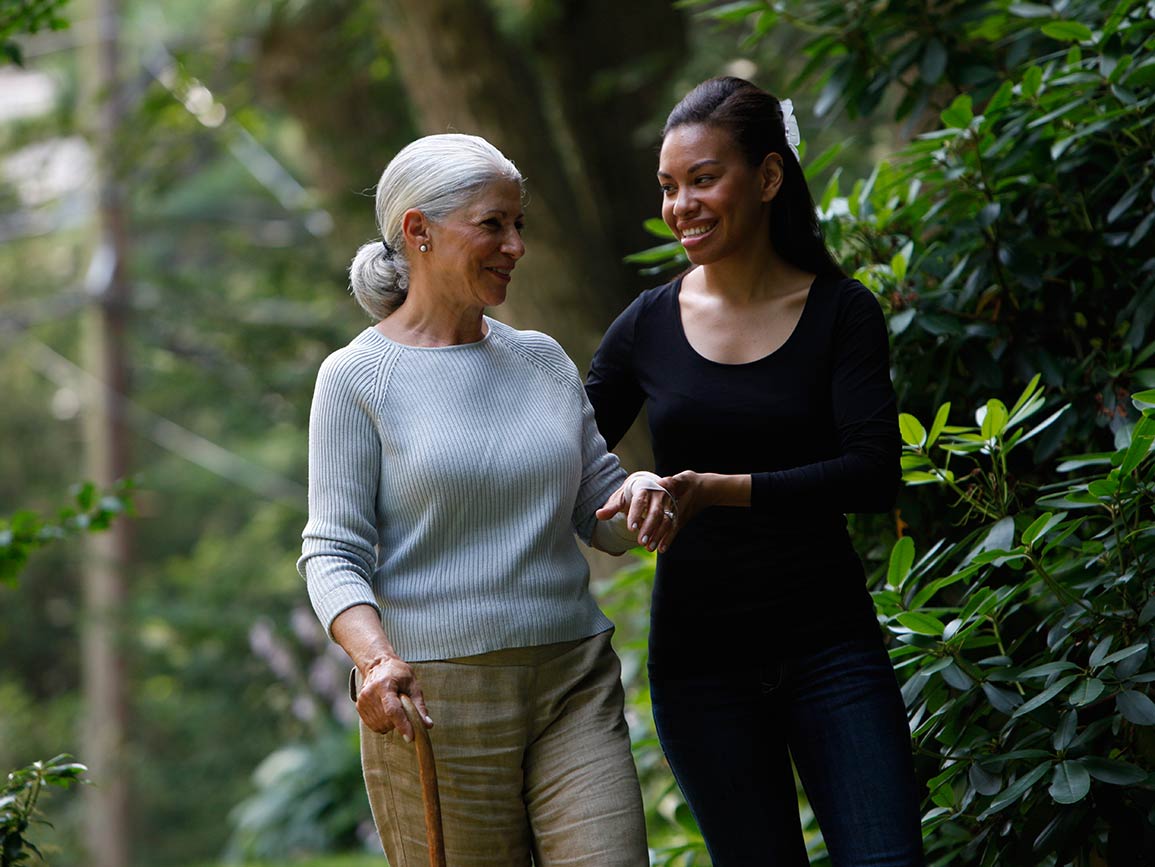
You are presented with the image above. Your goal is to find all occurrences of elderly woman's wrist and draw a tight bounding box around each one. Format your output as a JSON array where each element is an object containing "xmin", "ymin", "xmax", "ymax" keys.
[{"xmin": 622, "ymin": 470, "xmax": 664, "ymax": 500}]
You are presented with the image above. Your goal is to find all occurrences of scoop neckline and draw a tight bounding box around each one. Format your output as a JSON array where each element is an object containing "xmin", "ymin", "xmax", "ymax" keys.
[
  {"xmin": 363, "ymin": 315, "xmax": 498, "ymax": 351},
  {"xmin": 671, "ymin": 272, "xmax": 820, "ymax": 367}
]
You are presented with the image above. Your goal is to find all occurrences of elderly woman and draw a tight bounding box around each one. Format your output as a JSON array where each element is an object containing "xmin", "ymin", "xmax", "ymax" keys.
[{"xmin": 298, "ymin": 133, "xmax": 671, "ymax": 867}]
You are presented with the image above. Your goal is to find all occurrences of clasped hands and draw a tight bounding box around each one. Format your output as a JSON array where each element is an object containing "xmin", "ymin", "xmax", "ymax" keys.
[
  {"xmin": 595, "ymin": 469, "xmax": 724, "ymax": 554},
  {"xmin": 595, "ymin": 470, "xmax": 681, "ymax": 553}
]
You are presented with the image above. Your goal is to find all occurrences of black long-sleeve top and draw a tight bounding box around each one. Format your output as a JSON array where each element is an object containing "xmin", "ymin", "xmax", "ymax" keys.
[{"xmin": 586, "ymin": 273, "xmax": 900, "ymax": 666}]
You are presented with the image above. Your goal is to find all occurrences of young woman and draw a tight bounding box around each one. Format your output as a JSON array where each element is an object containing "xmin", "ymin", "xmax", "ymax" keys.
[
  {"xmin": 300, "ymin": 133, "xmax": 677, "ymax": 866},
  {"xmin": 587, "ymin": 77, "xmax": 924, "ymax": 866}
]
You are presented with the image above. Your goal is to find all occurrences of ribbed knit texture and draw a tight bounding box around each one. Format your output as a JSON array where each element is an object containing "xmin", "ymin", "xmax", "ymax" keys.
[{"xmin": 298, "ymin": 317, "xmax": 624, "ymax": 661}]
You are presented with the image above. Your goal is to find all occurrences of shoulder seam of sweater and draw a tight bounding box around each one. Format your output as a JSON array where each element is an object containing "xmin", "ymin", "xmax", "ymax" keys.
[
  {"xmin": 336, "ymin": 336, "xmax": 404, "ymax": 434},
  {"xmin": 489, "ymin": 325, "xmax": 581, "ymax": 394}
]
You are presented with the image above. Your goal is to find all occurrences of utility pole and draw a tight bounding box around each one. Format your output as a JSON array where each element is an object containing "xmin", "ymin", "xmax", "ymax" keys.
[{"xmin": 80, "ymin": 0, "xmax": 132, "ymax": 864}]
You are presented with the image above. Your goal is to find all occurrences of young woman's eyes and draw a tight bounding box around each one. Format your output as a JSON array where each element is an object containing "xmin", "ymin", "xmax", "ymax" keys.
[{"xmin": 660, "ymin": 176, "xmax": 714, "ymax": 195}]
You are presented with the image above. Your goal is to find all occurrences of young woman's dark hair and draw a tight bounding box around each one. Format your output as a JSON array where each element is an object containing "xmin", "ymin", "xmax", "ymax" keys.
[{"xmin": 663, "ymin": 76, "xmax": 844, "ymax": 279}]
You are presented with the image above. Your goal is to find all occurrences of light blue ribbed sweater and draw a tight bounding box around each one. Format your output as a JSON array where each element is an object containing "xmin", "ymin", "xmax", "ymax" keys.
[{"xmin": 298, "ymin": 317, "xmax": 625, "ymax": 661}]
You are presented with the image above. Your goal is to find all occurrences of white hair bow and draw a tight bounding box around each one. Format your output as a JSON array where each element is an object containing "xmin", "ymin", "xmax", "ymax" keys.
[{"xmin": 780, "ymin": 99, "xmax": 801, "ymax": 161}]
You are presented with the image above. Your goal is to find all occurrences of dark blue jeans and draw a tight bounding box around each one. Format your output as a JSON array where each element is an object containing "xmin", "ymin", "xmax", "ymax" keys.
[{"xmin": 650, "ymin": 635, "xmax": 924, "ymax": 866}]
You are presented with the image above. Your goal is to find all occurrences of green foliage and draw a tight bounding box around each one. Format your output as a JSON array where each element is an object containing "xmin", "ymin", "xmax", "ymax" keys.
[
  {"xmin": 835, "ymin": 0, "xmax": 1155, "ymax": 453},
  {"xmin": 0, "ymin": 755, "xmax": 86, "ymax": 867},
  {"xmin": 0, "ymin": 0, "xmax": 69, "ymax": 66},
  {"xmin": 883, "ymin": 381, "xmax": 1155, "ymax": 865},
  {"xmin": 596, "ymin": 553, "xmax": 709, "ymax": 866},
  {"xmin": 688, "ymin": 0, "xmax": 1103, "ymax": 123},
  {"xmin": 225, "ymin": 729, "xmax": 369, "ymax": 862},
  {"xmin": 0, "ymin": 481, "xmax": 133, "ymax": 586},
  {"xmin": 193, "ymin": 856, "xmax": 382, "ymax": 867},
  {"xmin": 0, "ymin": 484, "xmax": 130, "ymax": 865}
]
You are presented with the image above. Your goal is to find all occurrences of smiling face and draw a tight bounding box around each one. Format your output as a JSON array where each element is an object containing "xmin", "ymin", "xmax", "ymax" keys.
[
  {"xmin": 658, "ymin": 123, "xmax": 781, "ymax": 266},
  {"xmin": 422, "ymin": 178, "xmax": 526, "ymax": 309}
]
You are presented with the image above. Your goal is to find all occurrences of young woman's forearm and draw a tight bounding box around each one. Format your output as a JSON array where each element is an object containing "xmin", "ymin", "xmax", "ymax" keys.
[{"xmin": 700, "ymin": 472, "xmax": 752, "ymax": 507}]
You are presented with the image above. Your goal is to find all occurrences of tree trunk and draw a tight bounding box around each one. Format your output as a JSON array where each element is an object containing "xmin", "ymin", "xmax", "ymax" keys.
[
  {"xmin": 377, "ymin": 0, "xmax": 606, "ymax": 362},
  {"xmin": 80, "ymin": 1, "xmax": 133, "ymax": 864},
  {"xmin": 256, "ymin": 0, "xmax": 416, "ymax": 249},
  {"xmin": 257, "ymin": 0, "xmax": 686, "ymax": 457}
]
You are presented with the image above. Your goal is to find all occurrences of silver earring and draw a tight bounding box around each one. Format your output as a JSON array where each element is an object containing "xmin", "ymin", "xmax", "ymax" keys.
[{"xmin": 419, "ymin": 243, "xmax": 429, "ymax": 253}]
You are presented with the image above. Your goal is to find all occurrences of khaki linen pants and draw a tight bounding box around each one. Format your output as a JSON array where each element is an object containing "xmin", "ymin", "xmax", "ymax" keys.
[{"xmin": 357, "ymin": 629, "xmax": 648, "ymax": 866}]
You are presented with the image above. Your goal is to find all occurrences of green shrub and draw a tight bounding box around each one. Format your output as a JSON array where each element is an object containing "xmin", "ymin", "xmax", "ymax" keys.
[
  {"xmin": 0, "ymin": 481, "xmax": 133, "ymax": 587},
  {"xmin": 0, "ymin": 755, "xmax": 86, "ymax": 867},
  {"xmin": 882, "ymin": 380, "xmax": 1155, "ymax": 865}
]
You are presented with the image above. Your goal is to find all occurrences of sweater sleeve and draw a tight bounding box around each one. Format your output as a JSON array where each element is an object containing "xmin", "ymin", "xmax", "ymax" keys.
[
  {"xmin": 586, "ymin": 295, "xmax": 647, "ymax": 451},
  {"xmin": 568, "ymin": 357, "xmax": 628, "ymax": 545},
  {"xmin": 297, "ymin": 349, "xmax": 385, "ymax": 637},
  {"xmin": 750, "ymin": 282, "xmax": 900, "ymax": 514}
]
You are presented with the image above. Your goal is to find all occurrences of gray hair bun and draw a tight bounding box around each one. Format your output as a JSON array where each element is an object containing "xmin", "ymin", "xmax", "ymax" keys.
[{"xmin": 349, "ymin": 238, "xmax": 409, "ymax": 320}]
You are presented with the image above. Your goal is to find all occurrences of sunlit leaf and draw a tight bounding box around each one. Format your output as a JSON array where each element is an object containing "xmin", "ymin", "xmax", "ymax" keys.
[
  {"xmin": 1041, "ymin": 21, "xmax": 1094, "ymax": 42},
  {"xmin": 895, "ymin": 611, "xmax": 947, "ymax": 636},
  {"xmin": 941, "ymin": 94, "xmax": 974, "ymax": 128},
  {"xmin": 888, "ymin": 536, "xmax": 915, "ymax": 588},
  {"xmin": 899, "ymin": 413, "xmax": 927, "ymax": 447},
  {"xmin": 926, "ymin": 403, "xmax": 951, "ymax": 447}
]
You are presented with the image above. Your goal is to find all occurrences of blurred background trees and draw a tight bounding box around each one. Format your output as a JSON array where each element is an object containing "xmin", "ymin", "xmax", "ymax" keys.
[{"xmin": 2, "ymin": 0, "xmax": 1152, "ymax": 865}]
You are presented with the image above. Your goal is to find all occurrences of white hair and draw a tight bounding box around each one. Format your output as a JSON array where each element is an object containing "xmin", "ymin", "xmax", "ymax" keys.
[{"xmin": 348, "ymin": 134, "xmax": 524, "ymax": 319}]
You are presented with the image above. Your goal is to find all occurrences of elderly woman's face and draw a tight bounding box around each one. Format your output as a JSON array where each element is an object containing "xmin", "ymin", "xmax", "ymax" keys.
[{"xmin": 429, "ymin": 179, "xmax": 525, "ymax": 309}]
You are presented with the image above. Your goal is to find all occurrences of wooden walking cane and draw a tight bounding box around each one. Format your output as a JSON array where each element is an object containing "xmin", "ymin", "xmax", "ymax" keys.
[{"xmin": 400, "ymin": 694, "xmax": 447, "ymax": 867}]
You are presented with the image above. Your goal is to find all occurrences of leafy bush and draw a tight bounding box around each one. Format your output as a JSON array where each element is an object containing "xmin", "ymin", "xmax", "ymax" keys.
[
  {"xmin": 881, "ymin": 379, "xmax": 1155, "ymax": 865},
  {"xmin": 1, "ymin": 484, "xmax": 131, "ymax": 866},
  {"xmin": 597, "ymin": 554, "xmax": 710, "ymax": 865},
  {"xmin": 827, "ymin": 0, "xmax": 1155, "ymax": 457},
  {"xmin": 0, "ymin": 755, "xmax": 86, "ymax": 867},
  {"xmin": 0, "ymin": 0, "xmax": 69, "ymax": 66},
  {"xmin": 225, "ymin": 729, "xmax": 370, "ymax": 863},
  {"xmin": 224, "ymin": 609, "xmax": 374, "ymax": 861},
  {"xmin": 0, "ymin": 481, "xmax": 133, "ymax": 586}
]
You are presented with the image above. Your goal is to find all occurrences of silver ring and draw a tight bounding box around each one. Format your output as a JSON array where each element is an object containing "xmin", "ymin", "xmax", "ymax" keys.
[{"xmin": 662, "ymin": 509, "xmax": 676, "ymax": 520}]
